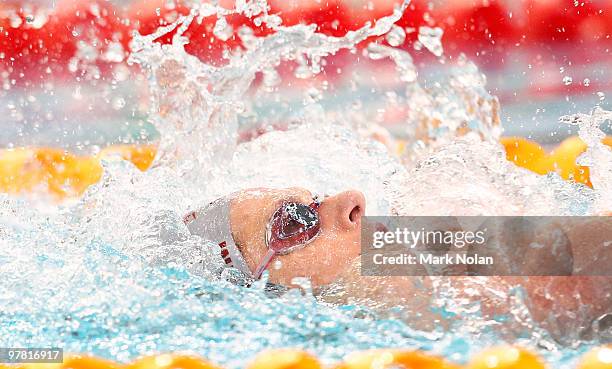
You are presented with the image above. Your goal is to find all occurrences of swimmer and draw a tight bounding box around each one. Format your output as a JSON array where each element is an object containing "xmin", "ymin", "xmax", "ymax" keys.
[
  {"xmin": 183, "ymin": 187, "xmax": 612, "ymax": 343},
  {"xmin": 184, "ymin": 187, "xmax": 365, "ymax": 287}
]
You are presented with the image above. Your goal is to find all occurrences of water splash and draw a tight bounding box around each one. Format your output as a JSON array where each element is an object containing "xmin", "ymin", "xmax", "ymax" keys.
[
  {"xmin": 389, "ymin": 135, "xmax": 595, "ymax": 217},
  {"xmin": 127, "ymin": 0, "xmax": 411, "ymax": 180},
  {"xmin": 417, "ymin": 26, "xmax": 444, "ymax": 57},
  {"xmin": 559, "ymin": 107, "xmax": 612, "ymax": 213},
  {"xmin": 386, "ymin": 25, "xmax": 406, "ymax": 47}
]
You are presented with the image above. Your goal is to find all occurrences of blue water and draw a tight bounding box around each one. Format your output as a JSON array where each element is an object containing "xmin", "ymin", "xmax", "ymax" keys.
[
  {"xmin": 0, "ymin": 250, "xmax": 591, "ymax": 368},
  {"xmin": 0, "ymin": 183, "xmax": 597, "ymax": 369}
]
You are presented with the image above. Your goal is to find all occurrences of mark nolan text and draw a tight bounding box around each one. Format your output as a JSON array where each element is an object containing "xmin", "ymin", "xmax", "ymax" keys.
[{"xmin": 373, "ymin": 253, "xmax": 494, "ymax": 265}]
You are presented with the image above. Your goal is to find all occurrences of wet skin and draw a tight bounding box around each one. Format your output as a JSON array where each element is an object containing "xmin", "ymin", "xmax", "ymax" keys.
[{"xmin": 229, "ymin": 187, "xmax": 365, "ymax": 287}]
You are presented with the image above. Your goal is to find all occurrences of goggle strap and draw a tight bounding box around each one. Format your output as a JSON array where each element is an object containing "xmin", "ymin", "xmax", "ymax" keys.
[{"xmin": 253, "ymin": 248, "xmax": 277, "ymax": 280}]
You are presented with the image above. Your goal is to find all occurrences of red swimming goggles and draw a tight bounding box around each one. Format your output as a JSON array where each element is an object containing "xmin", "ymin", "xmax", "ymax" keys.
[{"xmin": 253, "ymin": 199, "xmax": 321, "ymax": 279}]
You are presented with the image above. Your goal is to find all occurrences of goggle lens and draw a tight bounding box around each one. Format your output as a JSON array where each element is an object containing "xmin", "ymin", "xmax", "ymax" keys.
[
  {"xmin": 254, "ymin": 200, "xmax": 321, "ymax": 279},
  {"xmin": 279, "ymin": 203, "xmax": 319, "ymax": 238}
]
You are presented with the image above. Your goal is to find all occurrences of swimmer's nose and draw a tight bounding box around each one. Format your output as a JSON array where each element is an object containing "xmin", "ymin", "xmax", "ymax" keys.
[{"xmin": 322, "ymin": 190, "xmax": 366, "ymax": 230}]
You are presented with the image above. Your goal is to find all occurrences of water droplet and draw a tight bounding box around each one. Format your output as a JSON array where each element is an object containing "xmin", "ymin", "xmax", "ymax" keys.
[
  {"xmin": 9, "ymin": 13, "xmax": 22, "ymax": 28},
  {"xmin": 562, "ymin": 76, "xmax": 573, "ymax": 85},
  {"xmin": 386, "ymin": 25, "xmax": 406, "ymax": 47},
  {"xmin": 68, "ymin": 57, "xmax": 79, "ymax": 73},
  {"xmin": 30, "ymin": 10, "xmax": 49, "ymax": 29},
  {"xmin": 112, "ymin": 97, "xmax": 126, "ymax": 110},
  {"xmin": 165, "ymin": 0, "xmax": 176, "ymax": 10},
  {"xmin": 237, "ymin": 26, "xmax": 257, "ymax": 49},
  {"xmin": 111, "ymin": 64, "xmax": 130, "ymax": 82},
  {"xmin": 262, "ymin": 68, "xmax": 281, "ymax": 89},
  {"xmin": 366, "ymin": 42, "xmax": 386, "ymax": 60},
  {"xmin": 213, "ymin": 17, "xmax": 233, "ymax": 41},
  {"xmin": 155, "ymin": 8, "xmax": 161, "ymax": 16},
  {"xmin": 263, "ymin": 14, "xmax": 282, "ymax": 29},
  {"xmin": 597, "ymin": 92, "xmax": 606, "ymax": 101},
  {"xmin": 294, "ymin": 56, "xmax": 312, "ymax": 79},
  {"xmin": 104, "ymin": 42, "xmax": 125, "ymax": 63},
  {"xmin": 72, "ymin": 86, "xmax": 82, "ymax": 100},
  {"xmin": 198, "ymin": 3, "xmax": 216, "ymax": 17},
  {"xmin": 583, "ymin": 78, "xmax": 590, "ymax": 87},
  {"xmin": 417, "ymin": 26, "xmax": 444, "ymax": 57},
  {"xmin": 306, "ymin": 87, "xmax": 322, "ymax": 102},
  {"xmin": 89, "ymin": 3, "xmax": 101, "ymax": 18}
]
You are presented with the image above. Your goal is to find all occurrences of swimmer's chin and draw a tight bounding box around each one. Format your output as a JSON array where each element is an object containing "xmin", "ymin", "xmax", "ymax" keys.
[
  {"xmin": 307, "ymin": 256, "xmax": 361, "ymax": 294},
  {"xmin": 328, "ymin": 256, "xmax": 363, "ymax": 286}
]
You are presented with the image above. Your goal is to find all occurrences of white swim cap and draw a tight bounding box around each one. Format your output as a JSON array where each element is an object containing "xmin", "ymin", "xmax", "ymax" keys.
[{"xmin": 183, "ymin": 196, "xmax": 253, "ymax": 278}]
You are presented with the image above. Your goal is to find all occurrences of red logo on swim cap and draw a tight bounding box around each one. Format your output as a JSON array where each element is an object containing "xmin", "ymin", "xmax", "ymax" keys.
[{"xmin": 218, "ymin": 241, "xmax": 233, "ymax": 266}]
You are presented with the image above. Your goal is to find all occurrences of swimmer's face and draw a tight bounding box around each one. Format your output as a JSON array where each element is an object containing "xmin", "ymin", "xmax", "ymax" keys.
[{"xmin": 229, "ymin": 188, "xmax": 365, "ymax": 287}]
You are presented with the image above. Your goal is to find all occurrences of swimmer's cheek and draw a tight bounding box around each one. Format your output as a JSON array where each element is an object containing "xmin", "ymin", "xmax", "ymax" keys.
[
  {"xmin": 468, "ymin": 220, "xmax": 573, "ymax": 277},
  {"xmin": 325, "ymin": 264, "xmax": 440, "ymax": 331}
]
